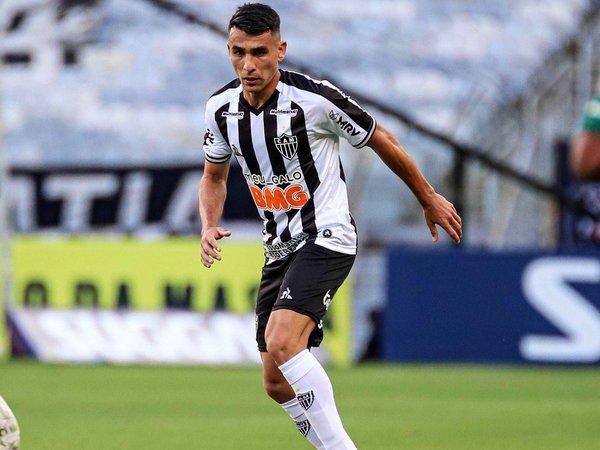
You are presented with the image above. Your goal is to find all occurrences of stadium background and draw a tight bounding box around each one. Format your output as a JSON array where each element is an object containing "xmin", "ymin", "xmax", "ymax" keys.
[{"xmin": 1, "ymin": 0, "xmax": 600, "ymax": 448}]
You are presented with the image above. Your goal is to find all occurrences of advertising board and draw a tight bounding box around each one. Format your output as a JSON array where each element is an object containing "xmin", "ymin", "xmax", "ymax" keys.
[
  {"xmin": 9, "ymin": 165, "xmax": 256, "ymax": 234},
  {"xmin": 385, "ymin": 249, "xmax": 600, "ymax": 364},
  {"xmin": 11, "ymin": 237, "xmax": 352, "ymax": 365}
]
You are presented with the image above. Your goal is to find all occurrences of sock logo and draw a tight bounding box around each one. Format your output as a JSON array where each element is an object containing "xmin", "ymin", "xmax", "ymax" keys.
[
  {"xmin": 295, "ymin": 419, "xmax": 311, "ymax": 437},
  {"xmin": 297, "ymin": 391, "xmax": 315, "ymax": 411}
]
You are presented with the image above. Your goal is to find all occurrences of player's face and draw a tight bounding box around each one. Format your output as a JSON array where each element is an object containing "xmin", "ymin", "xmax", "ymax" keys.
[{"xmin": 227, "ymin": 27, "xmax": 287, "ymax": 103}]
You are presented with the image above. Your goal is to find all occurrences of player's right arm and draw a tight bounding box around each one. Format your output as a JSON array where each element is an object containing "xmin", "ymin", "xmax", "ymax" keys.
[
  {"xmin": 199, "ymin": 160, "xmax": 232, "ymax": 268},
  {"xmin": 201, "ymin": 95, "xmax": 234, "ymax": 268}
]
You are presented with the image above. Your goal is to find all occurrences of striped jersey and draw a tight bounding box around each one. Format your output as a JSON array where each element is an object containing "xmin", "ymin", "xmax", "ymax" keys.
[{"xmin": 203, "ymin": 70, "xmax": 376, "ymax": 262}]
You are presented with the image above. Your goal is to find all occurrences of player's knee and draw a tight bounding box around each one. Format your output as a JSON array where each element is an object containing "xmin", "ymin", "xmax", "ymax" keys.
[
  {"xmin": 265, "ymin": 332, "xmax": 298, "ymax": 364},
  {"xmin": 265, "ymin": 333, "xmax": 287, "ymax": 361},
  {"xmin": 262, "ymin": 378, "xmax": 288, "ymax": 401}
]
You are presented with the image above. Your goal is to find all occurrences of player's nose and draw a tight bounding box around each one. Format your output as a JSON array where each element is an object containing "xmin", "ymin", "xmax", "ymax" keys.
[{"xmin": 242, "ymin": 55, "xmax": 257, "ymax": 72}]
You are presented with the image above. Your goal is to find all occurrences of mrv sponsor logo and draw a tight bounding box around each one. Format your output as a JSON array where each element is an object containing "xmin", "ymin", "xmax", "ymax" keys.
[{"xmin": 328, "ymin": 110, "xmax": 360, "ymax": 137}]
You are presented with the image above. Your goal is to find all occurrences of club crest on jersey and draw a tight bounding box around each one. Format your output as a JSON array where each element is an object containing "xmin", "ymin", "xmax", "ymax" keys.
[
  {"xmin": 274, "ymin": 133, "xmax": 298, "ymax": 159},
  {"xmin": 297, "ymin": 391, "xmax": 315, "ymax": 410}
]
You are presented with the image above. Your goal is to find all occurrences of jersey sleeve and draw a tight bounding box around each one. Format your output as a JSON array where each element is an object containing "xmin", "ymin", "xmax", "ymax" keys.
[
  {"xmin": 203, "ymin": 103, "xmax": 232, "ymax": 164},
  {"xmin": 582, "ymin": 95, "xmax": 600, "ymax": 134},
  {"xmin": 318, "ymin": 80, "xmax": 377, "ymax": 149}
]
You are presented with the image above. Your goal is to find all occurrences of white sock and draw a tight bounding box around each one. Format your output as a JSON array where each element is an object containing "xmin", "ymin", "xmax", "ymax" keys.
[
  {"xmin": 281, "ymin": 397, "xmax": 325, "ymax": 449},
  {"xmin": 279, "ymin": 349, "xmax": 357, "ymax": 450}
]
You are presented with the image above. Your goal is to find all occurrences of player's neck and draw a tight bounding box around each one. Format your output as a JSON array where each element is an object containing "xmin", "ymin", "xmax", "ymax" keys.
[{"xmin": 243, "ymin": 71, "xmax": 281, "ymax": 109}]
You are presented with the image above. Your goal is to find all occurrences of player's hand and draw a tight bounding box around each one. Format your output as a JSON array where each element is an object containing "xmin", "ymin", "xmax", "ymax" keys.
[
  {"xmin": 422, "ymin": 193, "xmax": 462, "ymax": 244},
  {"xmin": 200, "ymin": 226, "xmax": 232, "ymax": 268}
]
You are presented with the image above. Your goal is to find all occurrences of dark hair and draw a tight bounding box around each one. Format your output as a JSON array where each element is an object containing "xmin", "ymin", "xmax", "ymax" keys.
[{"xmin": 228, "ymin": 3, "xmax": 280, "ymax": 36}]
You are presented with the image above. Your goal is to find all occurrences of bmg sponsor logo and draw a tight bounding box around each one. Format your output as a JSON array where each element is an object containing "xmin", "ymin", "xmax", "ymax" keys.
[{"xmin": 249, "ymin": 184, "xmax": 309, "ymax": 212}]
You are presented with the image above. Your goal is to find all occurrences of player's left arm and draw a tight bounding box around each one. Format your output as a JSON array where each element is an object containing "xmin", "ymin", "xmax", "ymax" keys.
[{"xmin": 367, "ymin": 123, "xmax": 462, "ymax": 243}]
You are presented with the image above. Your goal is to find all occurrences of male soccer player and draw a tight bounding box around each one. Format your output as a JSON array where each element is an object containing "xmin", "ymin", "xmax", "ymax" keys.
[
  {"xmin": 199, "ymin": 4, "xmax": 462, "ymax": 449},
  {"xmin": 571, "ymin": 92, "xmax": 600, "ymax": 180}
]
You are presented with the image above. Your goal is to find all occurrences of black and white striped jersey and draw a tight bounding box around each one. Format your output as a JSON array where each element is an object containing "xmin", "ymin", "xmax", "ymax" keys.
[{"xmin": 203, "ymin": 70, "xmax": 376, "ymax": 262}]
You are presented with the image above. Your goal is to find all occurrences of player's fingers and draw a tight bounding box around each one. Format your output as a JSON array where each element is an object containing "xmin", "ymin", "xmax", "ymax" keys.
[
  {"xmin": 451, "ymin": 230, "xmax": 461, "ymax": 244},
  {"xmin": 442, "ymin": 220, "xmax": 461, "ymax": 244},
  {"xmin": 201, "ymin": 238, "xmax": 223, "ymax": 260},
  {"xmin": 201, "ymin": 255, "xmax": 214, "ymax": 268},
  {"xmin": 199, "ymin": 246, "xmax": 213, "ymax": 267},
  {"xmin": 449, "ymin": 216, "xmax": 462, "ymax": 237},
  {"xmin": 216, "ymin": 229, "xmax": 232, "ymax": 239},
  {"xmin": 453, "ymin": 210, "xmax": 462, "ymax": 225},
  {"xmin": 211, "ymin": 228, "xmax": 231, "ymax": 253},
  {"xmin": 426, "ymin": 217, "xmax": 439, "ymax": 242}
]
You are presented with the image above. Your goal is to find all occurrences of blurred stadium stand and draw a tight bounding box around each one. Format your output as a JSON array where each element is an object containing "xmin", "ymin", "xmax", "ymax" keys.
[
  {"xmin": 3, "ymin": 0, "xmax": 599, "ymax": 245},
  {"xmin": 2, "ymin": 0, "xmax": 600, "ymax": 359}
]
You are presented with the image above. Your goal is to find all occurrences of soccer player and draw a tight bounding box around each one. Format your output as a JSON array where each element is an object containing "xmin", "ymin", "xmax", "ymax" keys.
[
  {"xmin": 199, "ymin": 4, "xmax": 462, "ymax": 449},
  {"xmin": 571, "ymin": 92, "xmax": 600, "ymax": 180}
]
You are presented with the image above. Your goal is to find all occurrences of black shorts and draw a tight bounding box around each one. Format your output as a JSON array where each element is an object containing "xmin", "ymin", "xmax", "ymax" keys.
[{"xmin": 255, "ymin": 240, "xmax": 355, "ymax": 352}]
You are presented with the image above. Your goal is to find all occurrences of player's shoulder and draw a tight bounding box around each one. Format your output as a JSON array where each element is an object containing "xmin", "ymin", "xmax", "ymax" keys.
[
  {"xmin": 279, "ymin": 70, "xmax": 344, "ymax": 102},
  {"xmin": 206, "ymin": 78, "xmax": 242, "ymax": 110}
]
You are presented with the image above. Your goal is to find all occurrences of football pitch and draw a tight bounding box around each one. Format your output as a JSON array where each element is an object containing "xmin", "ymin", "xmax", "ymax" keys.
[{"xmin": 0, "ymin": 361, "xmax": 598, "ymax": 450}]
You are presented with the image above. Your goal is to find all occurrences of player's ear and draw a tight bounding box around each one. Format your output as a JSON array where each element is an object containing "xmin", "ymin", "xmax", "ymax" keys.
[{"xmin": 278, "ymin": 40, "xmax": 287, "ymax": 63}]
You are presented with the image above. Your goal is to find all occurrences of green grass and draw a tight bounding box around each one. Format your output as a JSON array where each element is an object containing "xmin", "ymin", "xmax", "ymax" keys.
[{"xmin": 0, "ymin": 361, "xmax": 599, "ymax": 449}]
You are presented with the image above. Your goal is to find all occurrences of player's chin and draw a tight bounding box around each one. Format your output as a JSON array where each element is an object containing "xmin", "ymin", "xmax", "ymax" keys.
[{"xmin": 243, "ymin": 81, "xmax": 263, "ymax": 91}]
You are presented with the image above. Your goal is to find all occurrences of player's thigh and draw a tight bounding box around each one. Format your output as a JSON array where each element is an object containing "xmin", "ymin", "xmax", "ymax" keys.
[
  {"xmin": 273, "ymin": 241, "xmax": 355, "ymax": 328},
  {"xmin": 264, "ymin": 308, "xmax": 316, "ymax": 353},
  {"xmin": 255, "ymin": 257, "xmax": 292, "ymax": 352}
]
